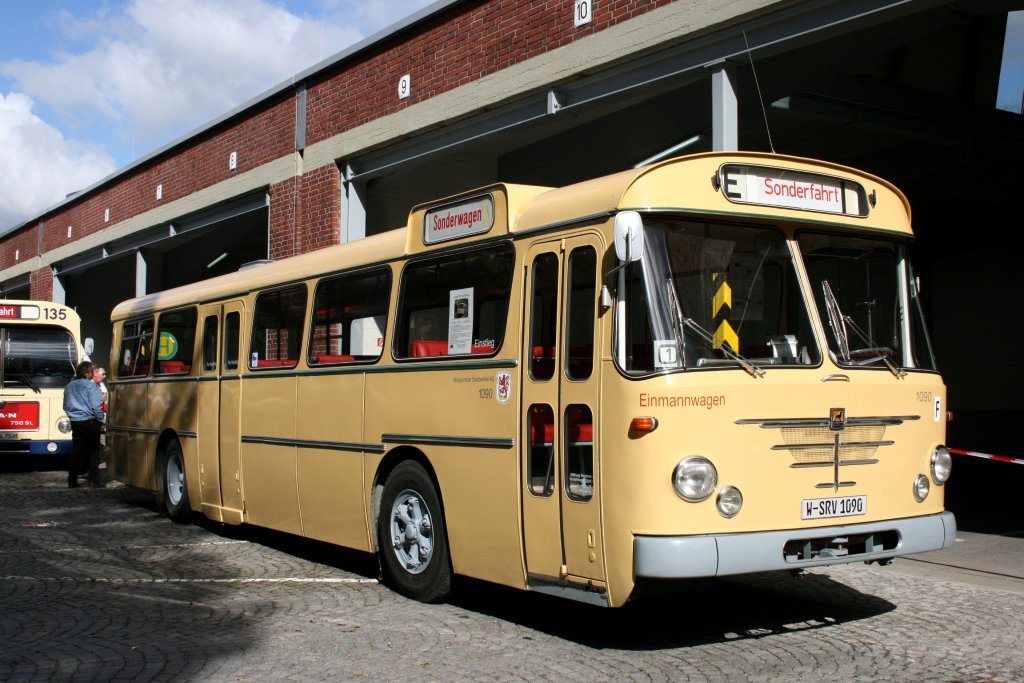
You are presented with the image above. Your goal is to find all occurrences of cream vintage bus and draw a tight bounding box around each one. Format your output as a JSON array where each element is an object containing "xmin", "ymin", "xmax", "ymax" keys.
[{"xmin": 107, "ymin": 152, "xmax": 955, "ymax": 607}]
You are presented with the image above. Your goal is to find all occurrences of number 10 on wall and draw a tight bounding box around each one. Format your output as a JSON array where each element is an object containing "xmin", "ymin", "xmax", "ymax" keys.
[{"xmin": 574, "ymin": 0, "xmax": 592, "ymax": 27}]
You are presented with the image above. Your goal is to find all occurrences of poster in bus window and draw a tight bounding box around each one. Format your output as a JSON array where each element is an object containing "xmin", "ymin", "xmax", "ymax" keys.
[{"xmin": 448, "ymin": 288, "xmax": 473, "ymax": 355}]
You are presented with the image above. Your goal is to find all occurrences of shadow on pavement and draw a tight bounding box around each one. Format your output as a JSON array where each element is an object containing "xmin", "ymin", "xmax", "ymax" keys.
[{"xmin": 447, "ymin": 570, "xmax": 894, "ymax": 649}]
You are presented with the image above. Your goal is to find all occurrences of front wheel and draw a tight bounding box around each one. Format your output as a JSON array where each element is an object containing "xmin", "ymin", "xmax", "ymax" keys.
[
  {"xmin": 161, "ymin": 439, "xmax": 191, "ymax": 523},
  {"xmin": 377, "ymin": 461, "xmax": 452, "ymax": 603}
]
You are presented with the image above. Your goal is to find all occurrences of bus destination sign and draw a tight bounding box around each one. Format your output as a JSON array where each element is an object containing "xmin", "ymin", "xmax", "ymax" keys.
[
  {"xmin": 424, "ymin": 194, "xmax": 495, "ymax": 245},
  {"xmin": 0, "ymin": 304, "xmax": 39, "ymax": 320},
  {"xmin": 719, "ymin": 164, "xmax": 868, "ymax": 217}
]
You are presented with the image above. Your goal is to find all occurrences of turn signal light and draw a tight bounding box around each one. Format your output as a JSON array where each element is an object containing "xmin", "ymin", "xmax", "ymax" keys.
[{"xmin": 630, "ymin": 417, "xmax": 658, "ymax": 433}]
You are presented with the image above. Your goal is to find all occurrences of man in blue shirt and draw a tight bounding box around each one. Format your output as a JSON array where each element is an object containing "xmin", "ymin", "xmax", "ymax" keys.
[{"xmin": 63, "ymin": 361, "xmax": 106, "ymax": 488}]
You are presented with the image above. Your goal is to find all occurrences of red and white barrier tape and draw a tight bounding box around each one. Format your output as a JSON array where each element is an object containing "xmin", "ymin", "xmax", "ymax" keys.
[{"xmin": 948, "ymin": 448, "xmax": 1024, "ymax": 466}]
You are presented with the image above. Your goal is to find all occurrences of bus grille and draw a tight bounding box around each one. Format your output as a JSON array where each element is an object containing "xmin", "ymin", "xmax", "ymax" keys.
[
  {"xmin": 775, "ymin": 424, "xmax": 889, "ymax": 466},
  {"xmin": 736, "ymin": 414, "xmax": 919, "ymax": 469}
]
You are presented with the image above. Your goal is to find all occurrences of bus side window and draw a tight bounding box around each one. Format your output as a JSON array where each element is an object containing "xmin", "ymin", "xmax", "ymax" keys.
[
  {"xmin": 528, "ymin": 404, "xmax": 555, "ymax": 496},
  {"xmin": 202, "ymin": 315, "xmax": 218, "ymax": 372},
  {"xmin": 224, "ymin": 312, "xmax": 240, "ymax": 371},
  {"xmin": 118, "ymin": 317, "xmax": 154, "ymax": 378},
  {"xmin": 396, "ymin": 244, "xmax": 514, "ymax": 359},
  {"xmin": 530, "ymin": 253, "xmax": 558, "ymax": 381},
  {"xmin": 250, "ymin": 285, "xmax": 306, "ymax": 369},
  {"xmin": 309, "ymin": 268, "xmax": 391, "ymax": 365},
  {"xmin": 154, "ymin": 307, "xmax": 196, "ymax": 375},
  {"xmin": 565, "ymin": 404, "xmax": 593, "ymax": 501},
  {"xmin": 566, "ymin": 246, "xmax": 596, "ymax": 380}
]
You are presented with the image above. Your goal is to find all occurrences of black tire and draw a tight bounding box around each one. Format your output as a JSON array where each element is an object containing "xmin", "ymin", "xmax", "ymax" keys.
[
  {"xmin": 377, "ymin": 461, "xmax": 452, "ymax": 603},
  {"xmin": 161, "ymin": 438, "xmax": 191, "ymax": 523}
]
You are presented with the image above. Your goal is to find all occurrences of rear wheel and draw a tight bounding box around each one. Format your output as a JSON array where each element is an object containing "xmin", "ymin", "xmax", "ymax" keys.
[
  {"xmin": 377, "ymin": 461, "xmax": 452, "ymax": 603},
  {"xmin": 162, "ymin": 438, "xmax": 191, "ymax": 523}
]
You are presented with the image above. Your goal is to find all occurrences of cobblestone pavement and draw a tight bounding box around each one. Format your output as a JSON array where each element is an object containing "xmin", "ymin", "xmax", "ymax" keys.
[{"xmin": 2, "ymin": 468, "xmax": 1022, "ymax": 682}]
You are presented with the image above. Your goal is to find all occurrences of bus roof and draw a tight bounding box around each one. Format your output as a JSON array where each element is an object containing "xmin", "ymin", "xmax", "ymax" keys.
[
  {"xmin": 111, "ymin": 151, "xmax": 912, "ymax": 321},
  {"xmin": 513, "ymin": 151, "xmax": 912, "ymax": 233}
]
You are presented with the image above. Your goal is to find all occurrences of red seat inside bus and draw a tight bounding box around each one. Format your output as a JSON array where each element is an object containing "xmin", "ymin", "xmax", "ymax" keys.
[
  {"xmin": 255, "ymin": 359, "xmax": 295, "ymax": 368},
  {"xmin": 529, "ymin": 405, "xmax": 553, "ymax": 445},
  {"xmin": 530, "ymin": 404, "xmax": 592, "ymax": 444},
  {"xmin": 157, "ymin": 361, "xmax": 191, "ymax": 374},
  {"xmin": 531, "ymin": 346, "xmax": 555, "ymax": 377},
  {"xmin": 411, "ymin": 340, "xmax": 448, "ymax": 357},
  {"xmin": 313, "ymin": 354, "xmax": 356, "ymax": 364},
  {"xmin": 411, "ymin": 340, "xmax": 496, "ymax": 357},
  {"xmin": 566, "ymin": 405, "xmax": 592, "ymax": 444}
]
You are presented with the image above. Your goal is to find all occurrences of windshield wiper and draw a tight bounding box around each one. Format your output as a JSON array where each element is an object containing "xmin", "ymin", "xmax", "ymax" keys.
[
  {"xmin": 822, "ymin": 280, "xmax": 905, "ymax": 378},
  {"xmin": 4, "ymin": 366, "xmax": 42, "ymax": 393},
  {"xmin": 842, "ymin": 317, "xmax": 906, "ymax": 378},
  {"xmin": 662, "ymin": 277, "xmax": 763, "ymax": 378},
  {"xmin": 675, "ymin": 312, "xmax": 765, "ymax": 379}
]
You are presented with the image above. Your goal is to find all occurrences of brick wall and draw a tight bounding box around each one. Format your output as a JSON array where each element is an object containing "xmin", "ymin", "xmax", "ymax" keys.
[
  {"xmin": 30, "ymin": 267, "xmax": 53, "ymax": 301},
  {"xmin": 305, "ymin": 0, "xmax": 672, "ymax": 143},
  {"xmin": 268, "ymin": 176, "xmax": 299, "ymax": 260},
  {"xmin": 0, "ymin": 225, "xmax": 39, "ymax": 275},
  {"xmin": 0, "ymin": 92, "xmax": 297, "ymax": 274},
  {"xmin": 297, "ymin": 164, "xmax": 342, "ymax": 253}
]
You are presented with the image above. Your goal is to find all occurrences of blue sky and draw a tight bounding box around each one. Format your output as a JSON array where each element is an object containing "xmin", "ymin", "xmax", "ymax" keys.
[
  {"xmin": 0, "ymin": 2, "xmax": 1021, "ymax": 235},
  {"xmin": 0, "ymin": 0, "xmax": 435, "ymax": 234}
]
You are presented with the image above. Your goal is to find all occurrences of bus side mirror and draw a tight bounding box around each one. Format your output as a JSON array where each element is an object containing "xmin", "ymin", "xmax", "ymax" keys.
[
  {"xmin": 83, "ymin": 338, "xmax": 95, "ymax": 359},
  {"xmin": 614, "ymin": 211, "xmax": 644, "ymax": 263}
]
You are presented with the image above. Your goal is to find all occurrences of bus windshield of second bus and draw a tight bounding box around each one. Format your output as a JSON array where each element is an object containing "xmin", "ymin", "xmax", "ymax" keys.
[{"xmin": 1, "ymin": 326, "xmax": 79, "ymax": 391}]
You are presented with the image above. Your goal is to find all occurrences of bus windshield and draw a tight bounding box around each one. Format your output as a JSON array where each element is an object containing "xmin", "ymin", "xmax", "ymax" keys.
[
  {"xmin": 617, "ymin": 218, "xmax": 820, "ymax": 375},
  {"xmin": 1, "ymin": 327, "xmax": 78, "ymax": 389},
  {"xmin": 799, "ymin": 232, "xmax": 938, "ymax": 372}
]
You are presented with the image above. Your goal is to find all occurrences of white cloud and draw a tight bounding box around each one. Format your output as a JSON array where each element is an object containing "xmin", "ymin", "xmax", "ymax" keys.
[
  {"xmin": 2, "ymin": 0, "xmax": 365, "ymax": 158},
  {"xmin": 0, "ymin": 91, "xmax": 116, "ymax": 233}
]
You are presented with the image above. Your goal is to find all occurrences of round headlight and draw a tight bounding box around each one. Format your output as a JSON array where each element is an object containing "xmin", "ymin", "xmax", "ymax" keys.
[
  {"xmin": 931, "ymin": 446, "xmax": 952, "ymax": 484},
  {"xmin": 672, "ymin": 456, "xmax": 718, "ymax": 502},
  {"xmin": 913, "ymin": 474, "xmax": 930, "ymax": 502},
  {"xmin": 46, "ymin": 442, "xmax": 58, "ymax": 453},
  {"xmin": 716, "ymin": 486, "xmax": 743, "ymax": 518},
  {"xmin": 57, "ymin": 417, "xmax": 72, "ymax": 434}
]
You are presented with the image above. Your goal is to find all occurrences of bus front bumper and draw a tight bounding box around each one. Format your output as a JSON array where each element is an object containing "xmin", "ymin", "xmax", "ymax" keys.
[
  {"xmin": 634, "ymin": 511, "xmax": 956, "ymax": 578},
  {"xmin": 0, "ymin": 439, "xmax": 73, "ymax": 456}
]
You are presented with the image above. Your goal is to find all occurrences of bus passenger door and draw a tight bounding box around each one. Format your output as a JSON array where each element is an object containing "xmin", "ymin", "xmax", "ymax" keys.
[
  {"xmin": 195, "ymin": 301, "xmax": 245, "ymax": 522},
  {"xmin": 522, "ymin": 236, "xmax": 605, "ymax": 590}
]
